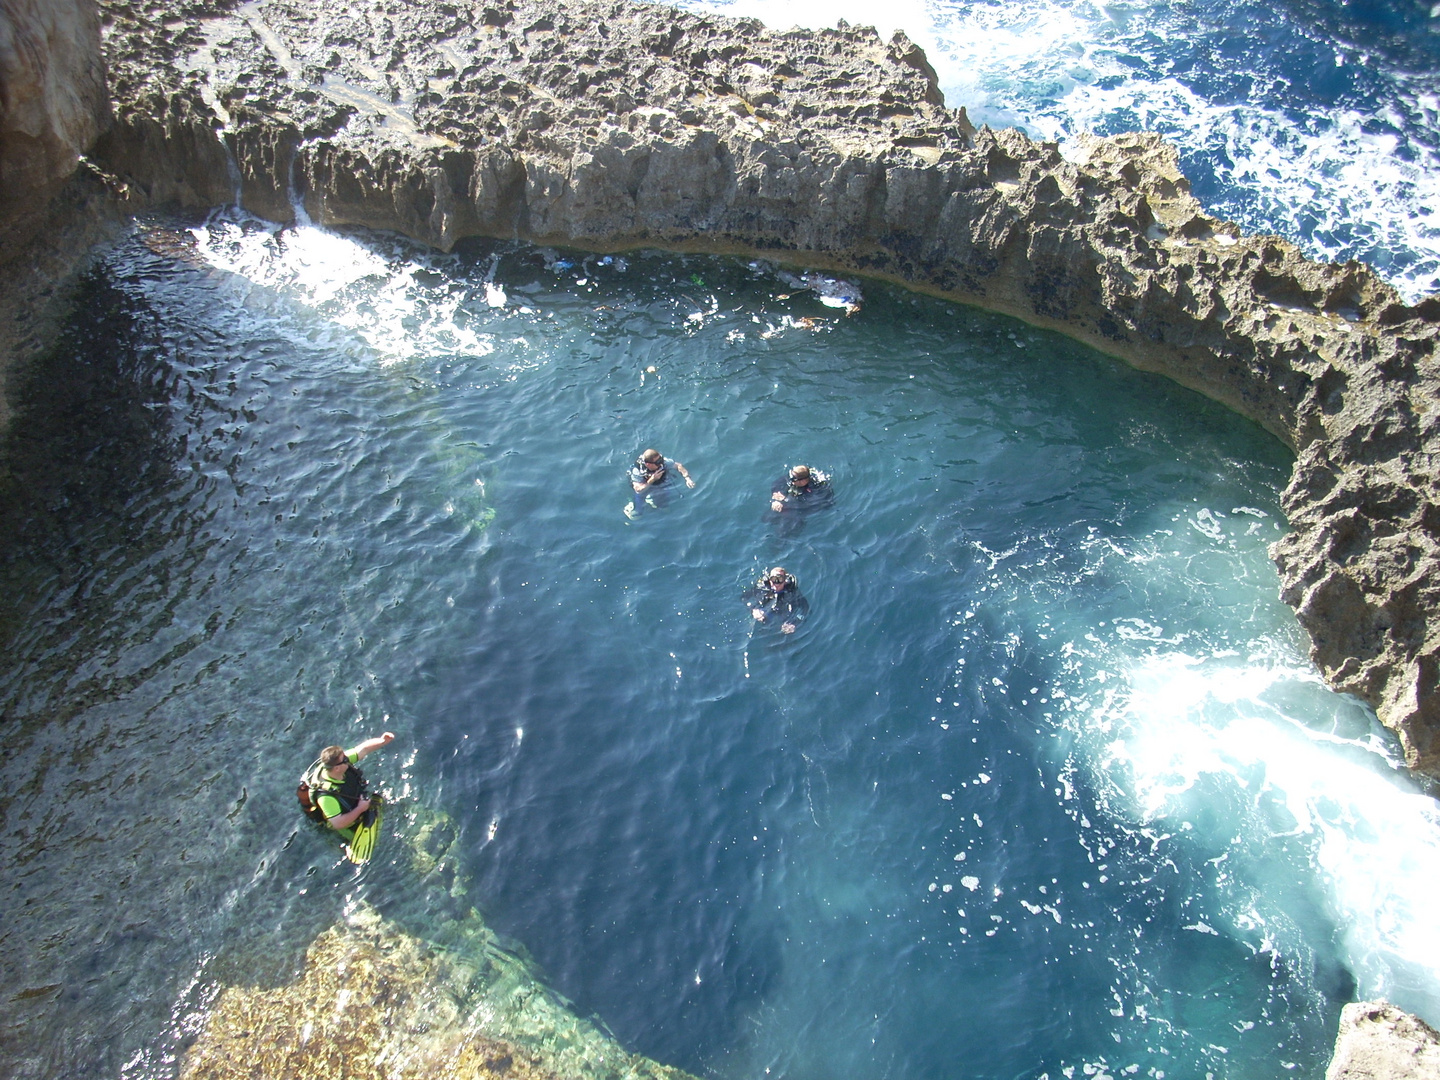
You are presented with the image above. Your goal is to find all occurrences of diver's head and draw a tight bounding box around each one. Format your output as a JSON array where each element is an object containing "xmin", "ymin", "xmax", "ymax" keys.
[
  {"xmin": 790, "ymin": 465, "xmax": 811, "ymax": 486},
  {"xmin": 641, "ymin": 448, "xmax": 664, "ymax": 470},
  {"xmin": 768, "ymin": 567, "xmax": 789, "ymax": 588},
  {"xmin": 321, "ymin": 745, "xmax": 348, "ymax": 769}
]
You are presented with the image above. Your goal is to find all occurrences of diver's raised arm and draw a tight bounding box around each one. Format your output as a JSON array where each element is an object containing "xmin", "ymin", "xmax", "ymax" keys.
[{"xmin": 351, "ymin": 731, "xmax": 395, "ymax": 761}]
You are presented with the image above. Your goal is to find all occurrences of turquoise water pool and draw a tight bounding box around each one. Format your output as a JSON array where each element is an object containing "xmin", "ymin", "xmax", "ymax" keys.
[{"xmin": 0, "ymin": 214, "xmax": 1435, "ymax": 1080}]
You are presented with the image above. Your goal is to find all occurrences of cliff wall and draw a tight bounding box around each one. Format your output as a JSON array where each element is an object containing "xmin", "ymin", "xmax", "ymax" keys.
[
  {"xmin": 0, "ymin": 0, "xmax": 113, "ymax": 430},
  {"xmin": 1327, "ymin": 1001, "xmax": 1440, "ymax": 1080},
  {"xmin": 0, "ymin": 0, "xmax": 108, "ymax": 248}
]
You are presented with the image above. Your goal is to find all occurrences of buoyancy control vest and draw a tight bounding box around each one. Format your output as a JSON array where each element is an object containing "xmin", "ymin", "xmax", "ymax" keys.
[
  {"xmin": 785, "ymin": 472, "xmax": 826, "ymax": 499},
  {"xmin": 297, "ymin": 757, "xmax": 366, "ymax": 824},
  {"xmin": 756, "ymin": 573, "xmax": 798, "ymax": 607}
]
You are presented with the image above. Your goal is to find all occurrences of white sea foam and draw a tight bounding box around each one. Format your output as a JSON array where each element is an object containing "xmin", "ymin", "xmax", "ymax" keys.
[
  {"xmin": 1092, "ymin": 652, "xmax": 1440, "ymax": 1021},
  {"xmin": 187, "ymin": 211, "xmax": 500, "ymax": 364},
  {"xmin": 937, "ymin": 471, "xmax": 1440, "ymax": 1029}
]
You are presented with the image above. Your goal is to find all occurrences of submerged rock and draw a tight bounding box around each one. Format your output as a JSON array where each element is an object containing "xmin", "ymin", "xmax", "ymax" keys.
[
  {"xmin": 1327, "ymin": 1001, "xmax": 1440, "ymax": 1080},
  {"xmin": 180, "ymin": 905, "xmax": 697, "ymax": 1080}
]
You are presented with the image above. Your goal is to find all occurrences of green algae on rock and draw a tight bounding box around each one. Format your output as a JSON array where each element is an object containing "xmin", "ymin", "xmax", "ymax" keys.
[{"xmin": 180, "ymin": 905, "xmax": 699, "ymax": 1080}]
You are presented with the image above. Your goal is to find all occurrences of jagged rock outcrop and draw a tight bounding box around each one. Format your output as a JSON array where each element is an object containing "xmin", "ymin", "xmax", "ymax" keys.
[
  {"xmin": 88, "ymin": 0, "xmax": 1440, "ymax": 776},
  {"xmin": 0, "ymin": 0, "xmax": 109, "ymax": 252},
  {"xmin": 1328, "ymin": 1001, "xmax": 1440, "ymax": 1080},
  {"xmin": 180, "ymin": 905, "xmax": 699, "ymax": 1080}
]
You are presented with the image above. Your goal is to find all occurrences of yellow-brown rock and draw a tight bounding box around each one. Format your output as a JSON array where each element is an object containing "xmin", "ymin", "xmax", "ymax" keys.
[{"xmin": 181, "ymin": 907, "xmax": 698, "ymax": 1080}]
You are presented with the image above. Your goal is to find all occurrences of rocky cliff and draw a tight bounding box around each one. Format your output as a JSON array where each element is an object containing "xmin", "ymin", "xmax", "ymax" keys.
[
  {"xmin": 0, "ymin": 0, "xmax": 109, "ymax": 250},
  {"xmin": 1327, "ymin": 1001, "xmax": 1440, "ymax": 1080},
  {"xmin": 0, "ymin": 0, "xmax": 114, "ymax": 430},
  {"xmin": 87, "ymin": 0, "xmax": 1440, "ymax": 777}
]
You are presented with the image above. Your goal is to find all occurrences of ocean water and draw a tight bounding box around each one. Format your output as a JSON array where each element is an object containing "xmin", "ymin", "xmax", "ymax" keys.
[
  {"xmin": 676, "ymin": 0, "xmax": 1440, "ymax": 304},
  {"xmin": 1, "ymin": 213, "xmax": 1438, "ymax": 1080}
]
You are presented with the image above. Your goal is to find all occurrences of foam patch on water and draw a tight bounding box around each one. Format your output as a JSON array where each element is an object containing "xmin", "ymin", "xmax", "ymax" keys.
[
  {"xmin": 927, "ymin": 479, "xmax": 1440, "ymax": 1036},
  {"xmin": 1037, "ymin": 77, "xmax": 1440, "ymax": 302},
  {"xmin": 188, "ymin": 211, "xmax": 501, "ymax": 364},
  {"xmin": 676, "ymin": 0, "xmax": 1440, "ymax": 302},
  {"xmin": 960, "ymin": 498, "xmax": 1440, "ymax": 1027},
  {"xmin": 1093, "ymin": 652, "xmax": 1440, "ymax": 1020}
]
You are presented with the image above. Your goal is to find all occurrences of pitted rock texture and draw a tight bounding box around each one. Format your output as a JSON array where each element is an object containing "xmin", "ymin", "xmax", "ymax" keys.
[
  {"xmin": 92, "ymin": 0, "xmax": 1440, "ymax": 774},
  {"xmin": 1327, "ymin": 1001, "xmax": 1440, "ymax": 1080},
  {"xmin": 0, "ymin": 0, "xmax": 109, "ymax": 254},
  {"xmin": 180, "ymin": 906, "xmax": 699, "ymax": 1080}
]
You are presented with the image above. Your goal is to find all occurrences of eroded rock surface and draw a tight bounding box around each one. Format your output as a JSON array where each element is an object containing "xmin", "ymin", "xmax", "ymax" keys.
[
  {"xmin": 0, "ymin": 0, "xmax": 109, "ymax": 251},
  {"xmin": 180, "ymin": 905, "xmax": 698, "ymax": 1080},
  {"xmin": 85, "ymin": 0, "xmax": 1440, "ymax": 772},
  {"xmin": 1327, "ymin": 1001, "xmax": 1440, "ymax": 1080}
]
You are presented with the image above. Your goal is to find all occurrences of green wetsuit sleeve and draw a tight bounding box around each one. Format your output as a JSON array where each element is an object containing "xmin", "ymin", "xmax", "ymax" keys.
[{"xmin": 315, "ymin": 792, "xmax": 344, "ymax": 820}]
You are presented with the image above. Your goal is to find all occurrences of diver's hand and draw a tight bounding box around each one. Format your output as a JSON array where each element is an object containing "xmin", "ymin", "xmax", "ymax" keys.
[
  {"xmin": 357, "ymin": 796, "xmax": 373, "ymax": 812},
  {"xmin": 782, "ymin": 622, "xmax": 796, "ymax": 634},
  {"xmin": 752, "ymin": 608, "xmax": 766, "ymax": 622},
  {"xmin": 685, "ymin": 476, "xmax": 696, "ymax": 489},
  {"xmin": 771, "ymin": 498, "xmax": 785, "ymax": 512},
  {"xmin": 380, "ymin": 731, "xmax": 395, "ymax": 745}
]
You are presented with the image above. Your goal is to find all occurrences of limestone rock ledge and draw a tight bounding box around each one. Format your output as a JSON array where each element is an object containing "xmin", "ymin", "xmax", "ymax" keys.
[
  {"xmin": 1327, "ymin": 1001, "xmax": 1440, "ymax": 1080},
  {"xmin": 180, "ymin": 905, "xmax": 698, "ymax": 1080},
  {"xmin": 83, "ymin": 0, "xmax": 1440, "ymax": 775}
]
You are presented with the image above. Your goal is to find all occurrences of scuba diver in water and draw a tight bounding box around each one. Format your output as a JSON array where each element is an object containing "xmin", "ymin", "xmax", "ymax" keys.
[
  {"xmin": 745, "ymin": 566, "xmax": 810, "ymax": 634},
  {"xmin": 770, "ymin": 464, "xmax": 831, "ymax": 514},
  {"xmin": 298, "ymin": 731, "xmax": 395, "ymax": 839},
  {"xmin": 626, "ymin": 447, "xmax": 695, "ymax": 518}
]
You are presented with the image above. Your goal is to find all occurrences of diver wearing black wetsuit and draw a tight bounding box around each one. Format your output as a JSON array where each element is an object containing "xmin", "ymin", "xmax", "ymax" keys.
[
  {"xmin": 745, "ymin": 566, "xmax": 810, "ymax": 633},
  {"xmin": 628, "ymin": 448, "xmax": 694, "ymax": 516},
  {"xmin": 770, "ymin": 465, "xmax": 831, "ymax": 514}
]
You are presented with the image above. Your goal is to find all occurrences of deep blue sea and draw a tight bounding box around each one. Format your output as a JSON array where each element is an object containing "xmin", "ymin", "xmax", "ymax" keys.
[{"xmin": 1, "ymin": 4, "xmax": 1439, "ymax": 1080}]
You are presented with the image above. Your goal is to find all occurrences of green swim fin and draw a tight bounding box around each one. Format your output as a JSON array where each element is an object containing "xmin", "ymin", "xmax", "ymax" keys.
[{"xmin": 344, "ymin": 795, "xmax": 384, "ymax": 865}]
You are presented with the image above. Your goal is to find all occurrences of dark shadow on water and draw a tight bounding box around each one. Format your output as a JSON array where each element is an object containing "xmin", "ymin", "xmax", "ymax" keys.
[{"xmin": 0, "ymin": 259, "xmax": 215, "ymax": 735}]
